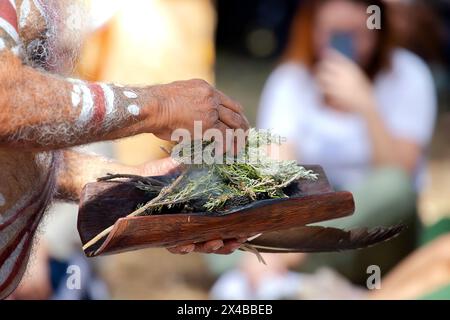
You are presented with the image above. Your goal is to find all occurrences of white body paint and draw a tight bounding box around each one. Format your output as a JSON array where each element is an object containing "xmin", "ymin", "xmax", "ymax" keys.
[
  {"xmin": 69, "ymin": 79, "xmax": 143, "ymax": 123},
  {"xmin": 31, "ymin": 0, "xmax": 46, "ymax": 18},
  {"xmin": 68, "ymin": 79, "xmax": 94, "ymax": 124},
  {"xmin": 0, "ymin": 233, "xmax": 27, "ymax": 284},
  {"xmin": 0, "ymin": 17, "xmax": 20, "ymax": 44},
  {"xmin": 100, "ymin": 83, "xmax": 115, "ymax": 117},
  {"xmin": 127, "ymin": 104, "xmax": 140, "ymax": 116},
  {"xmin": 0, "ymin": 193, "xmax": 5, "ymax": 207},
  {"xmin": 19, "ymin": 0, "xmax": 30, "ymax": 29},
  {"xmin": 0, "ymin": 203, "xmax": 34, "ymax": 247},
  {"xmin": 123, "ymin": 90, "xmax": 138, "ymax": 99},
  {"xmin": 78, "ymin": 84, "xmax": 94, "ymax": 124},
  {"xmin": 71, "ymin": 84, "xmax": 81, "ymax": 108},
  {"xmin": 67, "ymin": 78, "xmax": 83, "ymax": 84},
  {"xmin": 0, "ymin": 38, "xmax": 5, "ymax": 51},
  {"xmin": 8, "ymin": 0, "xmax": 16, "ymax": 10},
  {"xmin": 0, "ymin": 188, "xmax": 33, "ymax": 224},
  {"xmin": 0, "ymin": 153, "xmax": 52, "ymax": 225}
]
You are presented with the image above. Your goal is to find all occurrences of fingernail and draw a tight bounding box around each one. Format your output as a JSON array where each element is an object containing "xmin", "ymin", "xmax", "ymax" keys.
[
  {"xmin": 182, "ymin": 245, "xmax": 195, "ymax": 254},
  {"xmin": 212, "ymin": 243, "xmax": 224, "ymax": 251}
]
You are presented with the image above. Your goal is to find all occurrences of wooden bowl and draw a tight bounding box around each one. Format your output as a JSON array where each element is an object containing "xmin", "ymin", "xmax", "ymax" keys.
[{"xmin": 77, "ymin": 165, "xmax": 362, "ymax": 257}]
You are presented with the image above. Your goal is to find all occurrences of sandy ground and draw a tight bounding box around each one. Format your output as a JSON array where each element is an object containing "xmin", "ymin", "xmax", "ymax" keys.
[{"xmin": 100, "ymin": 249, "xmax": 211, "ymax": 299}]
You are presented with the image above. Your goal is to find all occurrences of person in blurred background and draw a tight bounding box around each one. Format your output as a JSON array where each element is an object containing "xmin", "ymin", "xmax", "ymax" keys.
[
  {"xmin": 212, "ymin": 0, "xmax": 440, "ymax": 294},
  {"xmin": 259, "ymin": 0, "xmax": 437, "ymax": 236},
  {"xmin": 260, "ymin": 0, "xmax": 436, "ymax": 221},
  {"xmin": 211, "ymin": 251, "xmax": 367, "ymax": 300},
  {"xmin": 209, "ymin": 0, "xmax": 441, "ymax": 298}
]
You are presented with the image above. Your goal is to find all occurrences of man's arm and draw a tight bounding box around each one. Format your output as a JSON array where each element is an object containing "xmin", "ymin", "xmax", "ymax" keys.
[
  {"xmin": 0, "ymin": 0, "xmax": 248, "ymax": 150},
  {"xmin": 56, "ymin": 150, "xmax": 180, "ymax": 202},
  {"xmin": 0, "ymin": 49, "xmax": 249, "ymax": 151},
  {"xmin": 0, "ymin": 5, "xmax": 248, "ymax": 152},
  {"xmin": 0, "ymin": 0, "xmax": 147, "ymax": 149},
  {"xmin": 0, "ymin": 51, "xmax": 154, "ymax": 149}
]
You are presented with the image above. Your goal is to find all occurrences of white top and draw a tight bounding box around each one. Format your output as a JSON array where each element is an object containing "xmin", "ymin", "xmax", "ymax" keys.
[
  {"xmin": 258, "ymin": 49, "xmax": 437, "ymax": 189},
  {"xmin": 210, "ymin": 269, "xmax": 302, "ymax": 300}
]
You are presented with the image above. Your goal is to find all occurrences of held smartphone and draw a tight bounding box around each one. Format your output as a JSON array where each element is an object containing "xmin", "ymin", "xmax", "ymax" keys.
[{"xmin": 330, "ymin": 32, "xmax": 355, "ymax": 61}]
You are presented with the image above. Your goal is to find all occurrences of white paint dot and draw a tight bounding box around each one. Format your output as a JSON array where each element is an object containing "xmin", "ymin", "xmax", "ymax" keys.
[
  {"xmin": 0, "ymin": 193, "xmax": 6, "ymax": 207},
  {"xmin": 0, "ymin": 39, "xmax": 5, "ymax": 51},
  {"xmin": 127, "ymin": 104, "xmax": 140, "ymax": 116},
  {"xmin": 123, "ymin": 90, "xmax": 138, "ymax": 99}
]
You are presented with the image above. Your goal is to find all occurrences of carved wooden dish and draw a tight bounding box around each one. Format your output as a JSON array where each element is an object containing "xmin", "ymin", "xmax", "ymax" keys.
[{"xmin": 77, "ymin": 165, "xmax": 402, "ymax": 257}]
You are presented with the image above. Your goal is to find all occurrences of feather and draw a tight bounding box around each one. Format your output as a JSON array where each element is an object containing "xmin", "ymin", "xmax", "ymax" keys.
[{"xmin": 245, "ymin": 225, "xmax": 405, "ymax": 253}]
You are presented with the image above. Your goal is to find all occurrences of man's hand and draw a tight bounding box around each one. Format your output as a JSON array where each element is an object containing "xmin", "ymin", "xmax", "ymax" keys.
[
  {"xmin": 141, "ymin": 158, "xmax": 249, "ymax": 256},
  {"xmin": 138, "ymin": 159, "xmax": 248, "ymax": 256},
  {"xmin": 316, "ymin": 50, "xmax": 377, "ymax": 114},
  {"xmin": 148, "ymin": 79, "xmax": 250, "ymax": 141},
  {"xmin": 167, "ymin": 238, "xmax": 248, "ymax": 255}
]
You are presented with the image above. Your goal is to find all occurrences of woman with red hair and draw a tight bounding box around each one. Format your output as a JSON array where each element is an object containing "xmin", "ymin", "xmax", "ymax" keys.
[
  {"xmin": 259, "ymin": 0, "xmax": 437, "ymax": 232},
  {"xmin": 258, "ymin": 0, "xmax": 439, "ymax": 281}
]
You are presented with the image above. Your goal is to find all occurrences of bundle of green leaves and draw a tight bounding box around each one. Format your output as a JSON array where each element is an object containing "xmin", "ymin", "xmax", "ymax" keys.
[
  {"xmin": 135, "ymin": 129, "xmax": 318, "ymax": 215},
  {"xmin": 84, "ymin": 129, "xmax": 318, "ymax": 252}
]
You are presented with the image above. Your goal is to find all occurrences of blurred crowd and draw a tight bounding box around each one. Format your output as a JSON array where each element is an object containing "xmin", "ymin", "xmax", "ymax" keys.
[{"xmin": 11, "ymin": 0, "xmax": 450, "ymax": 300}]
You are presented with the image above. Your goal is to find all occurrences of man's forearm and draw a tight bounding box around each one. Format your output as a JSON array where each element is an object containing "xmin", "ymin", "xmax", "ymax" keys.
[
  {"xmin": 0, "ymin": 52, "xmax": 159, "ymax": 150},
  {"xmin": 56, "ymin": 149, "xmax": 142, "ymax": 202},
  {"xmin": 56, "ymin": 150, "xmax": 181, "ymax": 202}
]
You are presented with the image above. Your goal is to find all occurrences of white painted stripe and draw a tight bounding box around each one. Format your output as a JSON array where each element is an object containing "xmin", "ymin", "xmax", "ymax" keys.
[
  {"xmin": 67, "ymin": 78, "xmax": 84, "ymax": 84},
  {"xmin": 0, "ymin": 38, "xmax": 5, "ymax": 51},
  {"xmin": 0, "ymin": 153, "xmax": 52, "ymax": 224},
  {"xmin": 71, "ymin": 84, "xmax": 81, "ymax": 108},
  {"xmin": 0, "ymin": 232, "xmax": 27, "ymax": 284},
  {"xmin": 19, "ymin": 0, "xmax": 31, "ymax": 29},
  {"xmin": 0, "ymin": 201, "xmax": 36, "ymax": 248},
  {"xmin": 0, "ymin": 17, "xmax": 20, "ymax": 44},
  {"xmin": 31, "ymin": 0, "xmax": 45, "ymax": 18},
  {"xmin": 78, "ymin": 84, "xmax": 94, "ymax": 124},
  {"xmin": 127, "ymin": 104, "xmax": 140, "ymax": 116},
  {"xmin": 123, "ymin": 90, "xmax": 138, "ymax": 99},
  {"xmin": 0, "ymin": 193, "xmax": 5, "ymax": 206},
  {"xmin": 0, "ymin": 190, "xmax": 33, "ymax": 224},
  {"xmin": 100, "ymin": 84, "xmax": 115, "ymax": 116},
  {"xmin": 8, "ymin": 0, "xmax": 16, "ymax": 10}
]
